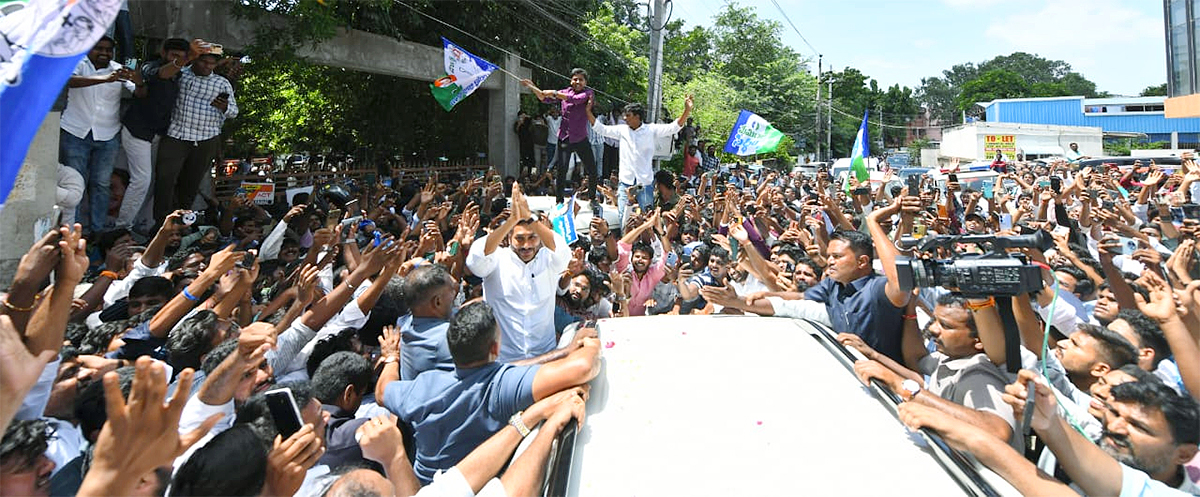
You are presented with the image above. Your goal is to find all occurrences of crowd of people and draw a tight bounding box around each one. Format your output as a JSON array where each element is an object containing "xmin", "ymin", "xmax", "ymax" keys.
[
  {"xmin": 56, "ymin": 36, "xmax": 240, "ymax": 239},
  {"xmin": 8, "ymin": 42, "xmax": 1200, "ymax": 497}
]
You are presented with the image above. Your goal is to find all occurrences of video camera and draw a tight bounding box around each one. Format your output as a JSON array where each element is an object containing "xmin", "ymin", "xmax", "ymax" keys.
[{"xmin": 894, "ymin": 231, "xmax": 1054, "ymax": 297}]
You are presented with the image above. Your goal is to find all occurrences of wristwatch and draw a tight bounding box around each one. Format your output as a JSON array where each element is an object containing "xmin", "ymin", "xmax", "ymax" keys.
[
  {"xmin": 901, "ymin": 379, "xmax": 922, "ymax": 402},
  {"xmin": 509, "ymin": 412, "xmax": 532, "ymax": 437}
]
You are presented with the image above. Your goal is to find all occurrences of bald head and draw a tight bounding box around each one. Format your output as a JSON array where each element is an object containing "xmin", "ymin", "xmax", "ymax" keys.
[{"xmin": 325, "ymin": 469, "xmax": 393, "ymax": 497}]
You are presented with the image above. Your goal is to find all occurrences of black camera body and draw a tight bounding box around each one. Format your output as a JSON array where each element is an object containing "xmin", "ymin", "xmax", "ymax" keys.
[
  {"xmin": 896, "ymin": 255, "xmax": 1044, "ymax": 297},
  {"xmin": 894, "ymin": 232, "xmax": 1052, "ymax": 297}
]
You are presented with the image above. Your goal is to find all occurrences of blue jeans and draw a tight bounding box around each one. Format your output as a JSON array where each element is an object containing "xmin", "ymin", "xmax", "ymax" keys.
[
  {"xmin": 616, "ymin": 181, "xmax": 655, "ymax": 232},
  {"xmin": 544, "ymin": 142, "xmax": 557, "ymax": 173},
  {"xmin": 59, "ymin": 130, "xmax": 119, "ymax": 233}
]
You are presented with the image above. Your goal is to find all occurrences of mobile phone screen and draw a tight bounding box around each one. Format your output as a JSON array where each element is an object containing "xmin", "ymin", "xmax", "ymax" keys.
[{"xmin": 264, "ymin": 388, "xmax": 304, "ymax": 438}]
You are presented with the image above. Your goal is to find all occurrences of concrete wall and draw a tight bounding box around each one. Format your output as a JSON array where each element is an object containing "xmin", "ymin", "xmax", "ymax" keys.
[
  {"xmin": 129, "ymin": 0, "xmax": 529, "ymax": 177},
  {"xmin": 0, "ymin": 113, "xmax": 60, "ymax": 286}
]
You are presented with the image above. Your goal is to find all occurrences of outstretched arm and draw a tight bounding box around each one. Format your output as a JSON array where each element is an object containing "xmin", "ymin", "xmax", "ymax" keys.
[{"xmin": 674, "ymin": 94, "xmax": 694, "ymax": 128}]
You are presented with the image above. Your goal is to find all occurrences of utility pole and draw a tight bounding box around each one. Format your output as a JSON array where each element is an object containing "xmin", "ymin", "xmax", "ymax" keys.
[
  {"xmin": 646, "ymin": 0, "xmax": 666, "ymax": 125},
  {"xmin": 877, "ymin": 102, "xmax": 883, "ymax": 153},
  {"xmin": 814, "ymin": 55, "xmax": 822, "ymax": 163},
  {"xmin": 826, "ymin": 78, "xmax": 832, "ymax": 160}
]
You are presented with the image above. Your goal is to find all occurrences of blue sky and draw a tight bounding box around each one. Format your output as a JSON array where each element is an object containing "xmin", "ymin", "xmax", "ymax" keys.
[{"xmin": 675, "ymin": 0, "xmax": 1166, "ymax": 96}]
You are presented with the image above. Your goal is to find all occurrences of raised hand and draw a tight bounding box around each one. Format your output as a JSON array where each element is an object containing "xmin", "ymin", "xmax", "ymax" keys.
[
  {"xmin": 380, "ymin": 325, "xmax": 401, "ymax": 361},
  {"xmin": 57, "ymin": 224, "xmax": 90, "ymax": 285},
  {"xmin": 264, "ymin": 424, "xmax": 325, "ymax": 497},
  {"xmin": 78, "ymin": 359, "xmax": 220, "ymax": 496}
]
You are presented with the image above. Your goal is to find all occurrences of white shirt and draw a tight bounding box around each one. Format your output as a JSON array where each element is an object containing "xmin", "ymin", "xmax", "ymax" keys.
[
  {"xmin": 765, "ymin": 296, "xmax": 832, "ymax": 326},
  {"xmin": 61, "ymin": 58, "xmax": 135, "ymax": 141},
  {"xmin": 466, "ymin": 230, "xmax": 570, "ymax": 362},
  {"xmin": 545, "ymin": 115, "xmax": 561, "ymax": 144},
  {"xmin": 414, "ymin": 467, "xmax": 509, "ymax": 497},
  {"xmin": 592, "ymin": 119, "xmax": 682, "ymax": 186}
]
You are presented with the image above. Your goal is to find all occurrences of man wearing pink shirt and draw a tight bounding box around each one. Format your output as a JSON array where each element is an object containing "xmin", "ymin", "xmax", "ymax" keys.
[{"xmin": 614, "ymin": 210, "xmax": 672, "ymax": 316}]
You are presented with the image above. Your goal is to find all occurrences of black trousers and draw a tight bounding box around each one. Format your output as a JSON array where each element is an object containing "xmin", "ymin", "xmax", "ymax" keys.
[
  {"xmin": 553, "ymin": 139, "xmax": 596, "ymax": 204},
  {"xmin": 155, "ymin": 136, "xmax": 219, "ymax": 226}
]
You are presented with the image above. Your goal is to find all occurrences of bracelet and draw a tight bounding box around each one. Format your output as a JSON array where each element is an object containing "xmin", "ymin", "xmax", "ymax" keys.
[
  {"xmin": 1, "ymin": 294, "xmax": 39, "ymax": 312},
  {"xmin": 902, "ymin": 314, "xmax": 918, "ymax": 320},
  {"xmin": 182, "ymin": 288, "xmax": 200, "ymax": 301},
  {"xmin": 965, "ymin": 296, "xmax": 996, "ymax": 311},
  {"xmin": 382, "ymin": 355, "xmax": 398, "ymax": 364},
  {"xmin": 508, "ymin": 412, "xmax": 532, "ymax": 438},
  {"xmin": 345, "ymin": 280, "xmax": 358, "ymax": 292},
  {"xmin": 100, "ymin": 270, "xmax": 120, "ymax": 280}
]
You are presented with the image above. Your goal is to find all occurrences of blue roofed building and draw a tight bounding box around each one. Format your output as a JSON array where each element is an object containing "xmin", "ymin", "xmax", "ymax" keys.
[{"xmin": 979, "ymin": 95, "xmax": 1200, "ymax": 149}]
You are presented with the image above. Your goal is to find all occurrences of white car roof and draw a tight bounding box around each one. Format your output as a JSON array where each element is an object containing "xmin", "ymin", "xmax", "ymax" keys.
[{"xmin": 558, "ymin": 315, "xmax": 1018, "ymax": 496}]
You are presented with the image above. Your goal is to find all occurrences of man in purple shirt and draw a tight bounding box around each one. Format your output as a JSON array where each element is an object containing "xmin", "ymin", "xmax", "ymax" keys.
[{"xmin": 522, "ymin": 68, "xmax": 597, "ymax": 206}]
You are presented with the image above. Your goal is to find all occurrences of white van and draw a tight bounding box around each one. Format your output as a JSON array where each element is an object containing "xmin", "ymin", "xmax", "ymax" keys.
[{"xmin": 542, "ymin": 315, "xmax": 1021, "ymax": 496}]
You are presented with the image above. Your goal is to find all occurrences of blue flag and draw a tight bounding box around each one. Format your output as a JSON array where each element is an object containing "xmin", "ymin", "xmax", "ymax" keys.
[
  {"xmin": 551, "ymin": 197, "xmax": 577, "ymax": 245},
  {"xmin": 0, "ymin": 0, "xmax": 122, "ymax": 210},
  {"xmin": 723, "ymin": 110, "xmax": 785, "ymax": 156},
  {"xmin": 430, "ymin": 38, "xmax": 497, "ymax": 111}
]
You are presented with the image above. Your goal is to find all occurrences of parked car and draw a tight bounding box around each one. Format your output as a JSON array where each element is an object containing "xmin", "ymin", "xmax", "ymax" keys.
[{"xmin": 542, "ymin": 315, "xmax": 1020, "ymax": 496}]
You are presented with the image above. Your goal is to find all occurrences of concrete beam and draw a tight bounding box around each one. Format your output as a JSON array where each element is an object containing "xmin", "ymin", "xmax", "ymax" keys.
[
  {"xmin": 129, "ymin": 0, "xmax": 529, "ymax": 88},
  {"xmin": 130, "ymin": 0, "xmax": 530, "ymax": 175},
  {"xmin": 0, "ymin": 113, "xmax": 60, "ymax": 285}
]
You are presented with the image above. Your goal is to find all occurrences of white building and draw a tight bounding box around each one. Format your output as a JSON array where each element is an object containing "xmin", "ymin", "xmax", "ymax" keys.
[{"xmin": 938, "ymin": 122, "xmax": 1103, "ymax": 162}]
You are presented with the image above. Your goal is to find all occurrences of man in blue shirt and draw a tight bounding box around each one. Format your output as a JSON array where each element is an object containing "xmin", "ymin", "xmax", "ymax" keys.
[
  {"xmin": 376, "ymin": 301, "xmax": 601, "ymax": 484},
  {"xmin": 398, "ymin": 264, "xmax": 457, "ymax": 380},
  {"xmin": 719, "ymin": 228, "xmax": 909, "ymax": 363},
  {"xmin": 800, "ymin": 229, "xmax": 908, "ymax": 363}
]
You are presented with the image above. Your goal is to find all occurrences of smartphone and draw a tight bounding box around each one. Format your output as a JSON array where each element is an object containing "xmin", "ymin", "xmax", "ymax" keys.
[
  {"xmin": 1115, "ymin": 236, "xmax": 1138, "ymax": 255},
  {"xmin": 729, "ymin": 237, "xmax": 739, "ymax": 261},
  {"xmin": 1050, "ymin": 176, "xmax": 1062, "ymax": 193},
  {"xmin": 344, "ymin": 199, "xmax": 359, "ymax": 215},
  {"xmin": 592, "ymin": 203, "xmax": 603, "ymax": 220},
  {"xmin": 906, "ymin": 175, "xmax": 921, "ymax": 196},
  {"xmin": 238, "ymin": 249, "xmax": 257, "ymax": 268},
  {"xmin": 264, "ymin": 388, "xmax": 305, "ymax": 438},
  {"xmin": 947, "ymin": 173, "xmax": 958, "ymax": 184},
  {"xmin": 981, "ymin": 180, "xmax": 994, "ymax": 199},
  {"xmin": 1052, "ymin": 225, "xmax": 1071, "ymax": 237},
  {"xmin": 999, "ymin": 213, "xmax": 1013, "ymax": 231},
  {"xmin": 216, "ymin": 92, "xmax": 229, "ymax": 100},
  {"xmin": 1183, "ymin": 203, "xmax": 1200, "ymax": 220},
  {"xmin": 447, "ymin": 240, "xmax": 460, "ymax": 256},
  {"xmin": 1038, "ymin": 179, "xmax": 1052, "ymax": 188},
  {"xmin": 1170, "ymin": 206, "xmax": 1185, "ymax": 224},
  {"xmin": 181, "ymin": 210, "xmax": 197, "ymax": 226},
  {"xmin": 665, "ymin": 250, "xmax": 679, "ymax": 267}
]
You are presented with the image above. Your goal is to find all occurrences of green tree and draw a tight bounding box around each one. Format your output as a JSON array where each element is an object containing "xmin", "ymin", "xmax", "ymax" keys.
[
  {"xmin": 663, "ymin": 21, "xmax": 713, "ymax": 84},
  {"xmin": 1141, "ymin": 83, "xmax": 1168, "ymax": 96},
  {"xmin": 956, "ymin": 69, "xmax": 1030, "ymax": 113},
  {"xmin": 918, "ymin": 52, "xmax": 1101, "ymax": 124},
  {"xmin": 710, "ymin": 2, "xmax": 788, "ymax": 81},
  {"xmin": 977, "ymin": 52, "xmax": 1070, "ymax": 85}
]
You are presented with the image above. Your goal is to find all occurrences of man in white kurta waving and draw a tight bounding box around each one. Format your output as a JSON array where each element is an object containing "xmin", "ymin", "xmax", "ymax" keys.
[
  {"xmin": 466, "ymin": 183, "xmax": 570, "ymax": 362},
  {"xmin": 587, "ymin": 94, "xmax": 694, "ymax": 227}
]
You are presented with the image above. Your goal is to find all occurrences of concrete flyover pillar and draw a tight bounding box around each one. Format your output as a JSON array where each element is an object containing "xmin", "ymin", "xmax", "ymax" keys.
[
  {"xmin": 488, "ymin": 53, "xmax": 524, "ymax": 179},
  {"xmin": 0, "ymin": 112, "xmax": 60, "ymax": 285}
]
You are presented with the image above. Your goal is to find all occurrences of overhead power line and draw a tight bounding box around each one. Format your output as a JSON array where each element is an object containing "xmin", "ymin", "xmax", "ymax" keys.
[
  {"xmin": 768, "ymin": 0, "xmax": 819, "ymax": 57},
  {"xmin": 395, "ymin": 1, "xmax": 630, "ymax": 104}
]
